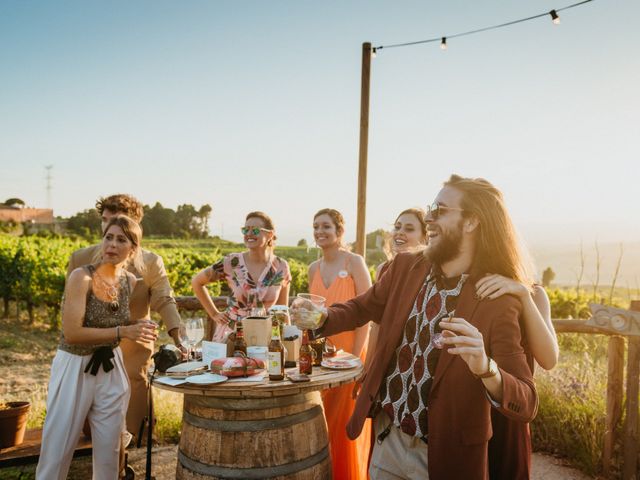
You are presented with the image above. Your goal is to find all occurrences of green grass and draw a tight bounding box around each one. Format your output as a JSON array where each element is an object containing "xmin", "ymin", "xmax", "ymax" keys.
[
  {"xmin": 152, "ymin": 390, "xmax": 183, "ymax": 443},
  {"xmin": 533, "ymin": 356, "xmax": 607, "ymax": 475},
  {"xmin": 531, "ymin": 333, "xmax": 613, "ymax": 477}
]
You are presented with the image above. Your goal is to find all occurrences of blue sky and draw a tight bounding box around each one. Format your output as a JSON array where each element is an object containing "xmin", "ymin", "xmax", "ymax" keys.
[{"xmin": 1, "ymin": 0, "xmax": 638, "ymax": 249}]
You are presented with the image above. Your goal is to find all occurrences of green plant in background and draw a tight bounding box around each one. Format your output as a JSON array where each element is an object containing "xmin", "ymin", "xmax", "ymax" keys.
[
  {"xmin": 153, "ymin": 390, "xmax": 183, "ymax": 443},
  {"xmin": 286, "ymin": 258, "xmax": 309, "ymax": 295},
  {"xmin": 546, "ymin": 288, "xmax": 592, "ymax": 319},
  {"xmin": 157, "ymin": 248, "xmax": 223, "ymax": 297},
  {"xmin": 3, "ymin": 236, "xmax": 86, "ymax": 325},
  {"xmin": 274, "ymin": 245, "xmax": 320, "ymax": 265},
  {"xmin": 532, "ymin": 335, "xmax": 610, "ymax": 476},
  {"xmin": 545, "ymin": 286, "xmax": 627, "ymax": 321},
  {"xmin": 0, "ymin": 235, "xmax": 19, "ymax": 317}
]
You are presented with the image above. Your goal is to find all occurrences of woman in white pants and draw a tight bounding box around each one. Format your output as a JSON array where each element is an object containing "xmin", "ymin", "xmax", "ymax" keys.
[{"xmin": 36, "ymin": 215, "xmax": 158, "ymax": 480}]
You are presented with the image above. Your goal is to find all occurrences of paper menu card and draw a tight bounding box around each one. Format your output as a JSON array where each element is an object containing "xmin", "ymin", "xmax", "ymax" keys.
[
  {"xmin": 247, "ymin": 346, "xmax": 268, "ymax": 362},
  {"xmin": 202, "ymin": 340, "xmax": 227, "ymax": 365}
]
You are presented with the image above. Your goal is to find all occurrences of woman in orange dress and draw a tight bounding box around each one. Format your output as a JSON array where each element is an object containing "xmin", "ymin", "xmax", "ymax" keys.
[{"xmin": 308, "ymin": 208, "xmax": 372, "ymax": 480}]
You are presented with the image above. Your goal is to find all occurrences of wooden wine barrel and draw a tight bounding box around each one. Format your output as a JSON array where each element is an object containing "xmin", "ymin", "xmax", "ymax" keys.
[{"xmin": 176, "ymin": 390, "xmax": 331, "ymax": 479}]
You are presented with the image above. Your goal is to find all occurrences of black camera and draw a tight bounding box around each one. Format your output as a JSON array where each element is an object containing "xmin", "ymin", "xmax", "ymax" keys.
[{"xmin": 152, "ymin": 344, "xmax": 181, "ymax": 372}]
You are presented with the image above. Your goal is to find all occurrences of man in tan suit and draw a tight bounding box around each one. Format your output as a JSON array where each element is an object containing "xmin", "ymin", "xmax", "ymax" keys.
[
  {"xmin": 67, "ymin": 194, "xmax": 184, "ymax": 443},
  {"xmin": 294, "ymin": 175, "xmax": 538, "ymax": 479}
]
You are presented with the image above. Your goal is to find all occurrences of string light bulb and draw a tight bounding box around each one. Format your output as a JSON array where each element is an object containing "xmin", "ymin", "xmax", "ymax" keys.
[
  {"xmin": 371, "ymin": 47, "xmax": 377, "ymax": 58},
  {"xmin": 440, "ymin": 37, "xmax": 447, "ymax": 50},
  {"xmin": 550, "ymin": 10, "xmax": 561, "ymax": 25}
]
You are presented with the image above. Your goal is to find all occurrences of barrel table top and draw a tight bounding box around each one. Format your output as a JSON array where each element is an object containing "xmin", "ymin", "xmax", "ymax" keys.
[{"xmin": 152, "ymin": 363, "xmax": 364, "ymax": 399}]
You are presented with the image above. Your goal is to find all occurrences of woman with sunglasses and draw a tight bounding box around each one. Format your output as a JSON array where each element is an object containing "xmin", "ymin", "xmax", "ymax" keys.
[
  {"xmin": 308, "ymin": 208, "xmax": 372, "ymax": 480},
  {"xmin": 192, "ymin": 211, "xmax": 291, "ymax": 341}
]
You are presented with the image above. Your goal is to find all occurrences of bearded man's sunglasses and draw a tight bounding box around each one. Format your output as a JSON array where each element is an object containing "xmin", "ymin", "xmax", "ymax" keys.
[{"xmin": 426, "ymin": 202, "xmax": 465, "ymax": 220}]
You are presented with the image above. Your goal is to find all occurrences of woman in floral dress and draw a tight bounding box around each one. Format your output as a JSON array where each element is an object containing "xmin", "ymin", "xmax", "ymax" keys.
[{"xmin": 192, "ymin": 211, "xmax": 291, "ymax": 340}]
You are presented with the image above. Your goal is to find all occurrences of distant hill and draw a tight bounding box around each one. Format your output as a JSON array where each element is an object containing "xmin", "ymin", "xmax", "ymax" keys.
[{"xmin": 530, "ymin": 241, "xmax": 640, "ymax": 288}]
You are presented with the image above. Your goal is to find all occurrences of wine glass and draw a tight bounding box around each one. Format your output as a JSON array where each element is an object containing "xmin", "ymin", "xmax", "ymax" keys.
[
  {"xmin": 185, "ymin": 318, "xmax": 205, "ymax": 360},
  {"xmin": 178, "ymin": 324, "xmax": 192, "ymax": 362},
  {"xmin": 290, "ymin": 293, "xmax": 326, "ymax": 330}
]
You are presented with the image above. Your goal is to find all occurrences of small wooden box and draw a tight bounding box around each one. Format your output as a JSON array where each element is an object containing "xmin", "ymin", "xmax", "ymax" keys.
[
  {"xmin": 283, "ymin": 325, "xmax": 302, "ymax": 362},
  {"xmin": 283, "ymin": 338, "xmax": 301, "ymax": 362}
]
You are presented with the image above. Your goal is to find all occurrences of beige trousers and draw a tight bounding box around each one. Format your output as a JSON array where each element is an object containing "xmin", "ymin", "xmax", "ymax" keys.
[
  {"xmin": 36, "ymin": 348, "xmax": 129, "ymax": 480},
  {"xmin": 369, "ymin": 413, "xmax": 429, "ymax": 480},
  {"xmin": 119, "ymin": 337, "xmax": 154, "ymax": 440}
]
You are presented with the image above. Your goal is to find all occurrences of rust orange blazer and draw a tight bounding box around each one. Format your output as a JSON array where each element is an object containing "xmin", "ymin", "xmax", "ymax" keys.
[{"xmin": 318, "ymin": 252, "xmax": 538, "ymax": 480}]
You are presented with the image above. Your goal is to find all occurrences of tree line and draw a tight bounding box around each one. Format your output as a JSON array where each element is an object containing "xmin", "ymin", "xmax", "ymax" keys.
[{"xmin": 66, "ymin": 202, "xmax": 213, "ymax": 239}]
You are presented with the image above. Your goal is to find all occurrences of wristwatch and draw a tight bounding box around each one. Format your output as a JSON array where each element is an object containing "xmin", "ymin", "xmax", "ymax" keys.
[{"xmin": 474, "ymin": 357, "xmax": 498, "ymax": 379}]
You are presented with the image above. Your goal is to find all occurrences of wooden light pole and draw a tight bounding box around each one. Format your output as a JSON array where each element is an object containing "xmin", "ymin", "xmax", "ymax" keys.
[{"xmin": 354, "ymin": 42, "xmax": 373, "ymax": 258}]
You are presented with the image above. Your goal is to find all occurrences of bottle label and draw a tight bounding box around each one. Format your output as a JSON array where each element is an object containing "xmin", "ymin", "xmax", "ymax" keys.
[
  {"xmin": 268, "ymin": 351, "xmax": 282, "ymax": 375},
  {"xmin": 299, "ymin": 355, "xmax": 311, "ymax": 373}
]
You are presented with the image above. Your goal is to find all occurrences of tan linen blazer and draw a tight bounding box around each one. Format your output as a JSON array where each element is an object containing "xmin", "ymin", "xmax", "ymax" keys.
[
  {"xmin": 67, "ymin": 245, "xmax": 181, "ymax": 332},
  {"xmin": 319, "ymin": 252, "xmax": 538, "ymax": 480}
]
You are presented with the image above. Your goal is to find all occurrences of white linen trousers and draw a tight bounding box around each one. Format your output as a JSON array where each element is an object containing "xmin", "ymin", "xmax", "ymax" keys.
[{"xmin": 36, "ymin": 347, "xmax": 130, "ymax": 480}]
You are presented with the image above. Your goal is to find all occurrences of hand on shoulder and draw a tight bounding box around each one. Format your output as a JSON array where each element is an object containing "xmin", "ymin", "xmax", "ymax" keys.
[{"xmin": 475, "ymin": 274, "xmax": 529, "ymax": 301}]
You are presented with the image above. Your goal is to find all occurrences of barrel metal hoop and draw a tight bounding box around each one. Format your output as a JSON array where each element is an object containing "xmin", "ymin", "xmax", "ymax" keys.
[
  {"xmin": 183, "ymin": 404, "xmax": 323, "ymax": 432},
  {"xmin": 178, "ymin": 446, "xmax": 329, "ymax": 479},
  {"xmin": 185, "ymin": 391, "xmax": 317, "ymax": 411}
]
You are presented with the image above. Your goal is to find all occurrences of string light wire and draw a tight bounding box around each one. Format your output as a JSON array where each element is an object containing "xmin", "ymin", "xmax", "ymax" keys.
[{"xmin": 374, "ymin": 0, "xmax": 593, "ymax": 52}]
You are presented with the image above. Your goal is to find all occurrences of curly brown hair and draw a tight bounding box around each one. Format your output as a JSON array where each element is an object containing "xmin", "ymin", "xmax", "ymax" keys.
[{"xmin": 95, "ymin": 194, "xmax": 144, "ymax": 223}]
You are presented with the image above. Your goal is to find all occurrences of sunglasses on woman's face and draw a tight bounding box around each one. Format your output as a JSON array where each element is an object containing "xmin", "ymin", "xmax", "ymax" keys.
[{"xmin": 241, "ymin": 226, "xmax": 272, "ymax": 235}]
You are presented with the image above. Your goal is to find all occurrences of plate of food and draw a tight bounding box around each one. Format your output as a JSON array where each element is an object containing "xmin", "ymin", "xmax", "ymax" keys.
[
  {"xmin": 185, "ymin": 373, "xmax": 228, "ymax": 385},
  {"xmin": 320, "ymin": 358, "xmax": 361, "ymax": 370},
  {"xmin": 165, "ymin": 360, "xmax": 208, "ymax": 378}
]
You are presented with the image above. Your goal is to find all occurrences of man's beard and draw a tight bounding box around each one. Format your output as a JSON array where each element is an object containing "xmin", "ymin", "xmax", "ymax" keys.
[{"xmin": 425, "ymin": 220, "xmax": 464, "ymax": 265}]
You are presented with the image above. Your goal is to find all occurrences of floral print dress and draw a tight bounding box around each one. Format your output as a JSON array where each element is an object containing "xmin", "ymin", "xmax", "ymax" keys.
[{"xmin": 210, "ymin": 252, "xmax": 291, "ymax": 334}]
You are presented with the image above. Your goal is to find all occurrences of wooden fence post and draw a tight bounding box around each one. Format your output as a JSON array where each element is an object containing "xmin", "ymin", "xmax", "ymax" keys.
[
  {"xmin": 604, "ymin": 335, "xmax": 625, "ymax": 477},
  {"xmin": 623, "ymin": 301, "xmax": 640, "ymax": 479}
]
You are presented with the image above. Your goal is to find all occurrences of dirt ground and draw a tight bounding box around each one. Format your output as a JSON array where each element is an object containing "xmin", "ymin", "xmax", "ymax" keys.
[{"xmin": 1, "ymin": 445, "xmax": 592, "ymax": 479}]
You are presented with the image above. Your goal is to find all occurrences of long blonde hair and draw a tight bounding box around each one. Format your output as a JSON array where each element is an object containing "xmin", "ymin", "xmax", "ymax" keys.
[{"xmin": 444, "ymin": 174, "xmax": 534, "ymax": 284}]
